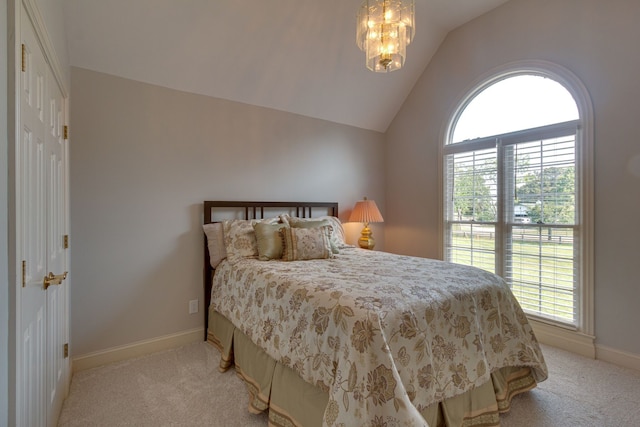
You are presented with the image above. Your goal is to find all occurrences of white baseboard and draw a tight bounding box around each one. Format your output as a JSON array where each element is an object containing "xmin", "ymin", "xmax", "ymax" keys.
[
  {"xmin": 596, "ymin": 344, "xmax": 640, "ymax": 372},
  {"xmin": 530, "ymin": 320, "xmax": 640, "ymax": 372},
  {"xmin": 529, "ymin": 319, "xmax": 596, "ymax": 359},
  {"xmin": 72, "ymin": 328, "xmax": 204, "ymax": 372}
]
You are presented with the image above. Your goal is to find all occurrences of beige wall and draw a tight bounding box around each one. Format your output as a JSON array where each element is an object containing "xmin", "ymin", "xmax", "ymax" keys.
[
  {"xmin": 65, "ymin": 0, "xmax": 640, "ymax": 362},
  {"xmin": 69, "ymin": 67, "xmax": 385, "ymax": 356},
  {"xmin": 385, "ymin": 0, "xmax": 640, "ymax": 355}
]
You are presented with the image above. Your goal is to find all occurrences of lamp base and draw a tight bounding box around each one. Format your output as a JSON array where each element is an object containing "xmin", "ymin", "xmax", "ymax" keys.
[{"xmin": 358, "ymin": 224, "xmax": 375, "ymax": 250}]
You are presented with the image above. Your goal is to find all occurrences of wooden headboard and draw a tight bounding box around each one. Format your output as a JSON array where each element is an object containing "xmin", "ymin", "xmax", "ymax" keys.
[{"xmin": 202, "ymin": 201, "xmax": 339, "ymax": 339}]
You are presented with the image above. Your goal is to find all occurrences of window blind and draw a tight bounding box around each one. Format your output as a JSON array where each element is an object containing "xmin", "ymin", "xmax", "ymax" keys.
[
  {"xmin": 444, "ymin": 147, "xmax": 497, "ymax": 272},
  {"xmin": 444, "ymin": 121, "xmax": 579, "ymax": 328},
  {"xmin": 504, "ymin": 134, "xmax": 577, "ymax": 325}
]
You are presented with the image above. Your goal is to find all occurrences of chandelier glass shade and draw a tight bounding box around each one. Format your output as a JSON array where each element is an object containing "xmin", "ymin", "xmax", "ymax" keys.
[{"xmin": 357, "ymin": 0, "xmax": 415, "ymax": 72}]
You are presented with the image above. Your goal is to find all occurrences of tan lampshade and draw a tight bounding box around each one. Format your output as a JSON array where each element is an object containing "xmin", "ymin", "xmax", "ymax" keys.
[{"xmin": 349, "ymin": 198, "xmax": 384, "ymax": 224}]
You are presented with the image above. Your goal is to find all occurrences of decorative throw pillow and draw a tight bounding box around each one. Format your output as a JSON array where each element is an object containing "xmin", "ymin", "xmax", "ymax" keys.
[
  {"xmin": 317, "ymin": 216, "xmax": 348, "ymax": 248},
  {"xmin": 253, "ymin": 222, "xmax": 288, "ymax": 260},
  {"xmin": 280, "ymin": 225, "xmax": 334, "ymax": 261},
  {"xmin": 280, "ymin": 215, "xmax": 344, "ymax": 253},
  {"xmin": 222, "ymin": 218, "xmax": 278, "ymax": 262},
  {"xmin": 202, "ymin": 222, "xmax": 226, "ymax": 268}
]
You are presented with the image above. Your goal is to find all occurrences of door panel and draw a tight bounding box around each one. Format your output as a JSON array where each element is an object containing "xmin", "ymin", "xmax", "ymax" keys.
[
  {"xmin": 21, "ymin": 308, "xmax": 45, "ymax": 427},
  {"xmin": 20, "ymin": 14, "xmax": 48, "ymax": 426},
  {"xmin": 45, "ymin": 79, "xmax": 67, "ymax": 425},
  {"xmin": 18, "ymin": 6, "xmax": 69, "ymax": 426}
]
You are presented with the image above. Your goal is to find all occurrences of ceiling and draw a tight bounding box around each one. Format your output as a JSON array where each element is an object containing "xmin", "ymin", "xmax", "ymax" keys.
[{"xmin": 63, "ymin": 0, "xmax": 509, "ymax": 132}]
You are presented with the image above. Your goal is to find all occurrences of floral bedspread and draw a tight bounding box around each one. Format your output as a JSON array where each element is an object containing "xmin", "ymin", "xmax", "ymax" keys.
[{"xmin": 211, "ymin": 248, "xmax": 548, "ymax": 427}]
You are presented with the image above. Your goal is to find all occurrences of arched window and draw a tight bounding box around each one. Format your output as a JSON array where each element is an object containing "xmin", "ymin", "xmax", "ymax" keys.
[{"xmin": 442, "ymin": 63, "xmax": 593, "ymax": 337}]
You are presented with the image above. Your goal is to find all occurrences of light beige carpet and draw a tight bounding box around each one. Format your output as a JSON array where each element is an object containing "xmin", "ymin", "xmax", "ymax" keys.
[{"xmin": 58, "ymin": 342, "xmax": 640, "ymax": 426}]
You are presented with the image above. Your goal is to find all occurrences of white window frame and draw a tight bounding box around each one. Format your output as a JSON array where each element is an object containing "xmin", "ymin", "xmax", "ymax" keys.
[{"xmin": 438, "ymin": 61, "xmax": 595, "ymax": 355}]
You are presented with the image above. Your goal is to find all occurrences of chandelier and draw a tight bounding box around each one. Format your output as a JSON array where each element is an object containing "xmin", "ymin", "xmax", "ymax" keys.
[{"xmin": 357, "ymin": 0, "xmax": 415, "ymax": 72}]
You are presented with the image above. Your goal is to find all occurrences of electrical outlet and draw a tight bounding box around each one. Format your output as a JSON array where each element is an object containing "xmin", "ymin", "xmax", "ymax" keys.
[{"xmin": 189, "ymin": 299, "xmax": 198, "ymax": 314}]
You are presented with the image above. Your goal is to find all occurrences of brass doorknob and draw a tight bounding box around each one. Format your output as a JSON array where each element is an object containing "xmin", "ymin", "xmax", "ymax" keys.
[{"xmin": 43, "ymin": 271, "xmax": 67, "ymax": 290}]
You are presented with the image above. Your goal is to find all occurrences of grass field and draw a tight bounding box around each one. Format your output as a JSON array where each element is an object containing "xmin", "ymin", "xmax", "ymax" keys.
[{"xmin": 449, "ymin": 225, "xmax": 575, "ymax": 323}]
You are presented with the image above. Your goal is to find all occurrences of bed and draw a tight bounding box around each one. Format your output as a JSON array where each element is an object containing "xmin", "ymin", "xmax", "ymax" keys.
[{"xmin": 202, "ymin": 201, "xmax": 547, "ymax": 427}]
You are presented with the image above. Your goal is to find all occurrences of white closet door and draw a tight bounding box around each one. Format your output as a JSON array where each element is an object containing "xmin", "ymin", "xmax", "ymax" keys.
[
  {"xmin": 19, "ymin": 12, "xmax": 48, "ymax": 426},
  {"xmin": 45, "ymin": 71, "xmax": 68, "ymax": 427},
  {"xmin": 18, "ymin": 5, "xmax": 69, "ymax": 426}
]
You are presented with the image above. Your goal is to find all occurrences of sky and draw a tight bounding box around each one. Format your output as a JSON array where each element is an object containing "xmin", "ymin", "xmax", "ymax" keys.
[{"xmin": 452, "ymin": 74, "xmax": 579, "ymax": 143}]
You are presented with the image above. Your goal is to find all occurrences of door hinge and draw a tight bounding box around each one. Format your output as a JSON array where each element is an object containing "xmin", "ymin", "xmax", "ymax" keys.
[
  {"xmin": 63, "ymin": 125, "xmax": 68, "ymax": 140},
  {"xmin": 22, "ymin": 260, "xmax": 26, "ymax": 287},
  {"xmin": 64, "ymin": 343, "xmax": 69, "ymax": 359},
  {"xmin": 64, "ymin": 235, "xmax": 69, "ymax": 249},
  {"xmin": 21, "ymin": 44, "xmax": 26, "ymax": 72}
]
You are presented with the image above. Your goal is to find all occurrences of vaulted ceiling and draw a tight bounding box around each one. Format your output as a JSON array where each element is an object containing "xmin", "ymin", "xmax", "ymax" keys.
[{"xmin": 63, "ymin": 0, "xmax": 509, "ymax": 132}]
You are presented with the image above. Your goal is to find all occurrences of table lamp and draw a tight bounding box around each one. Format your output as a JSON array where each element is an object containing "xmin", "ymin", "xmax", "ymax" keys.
[{"xmin": 349, "ymin": 197, "xmax": 384, "ymax": 249}]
